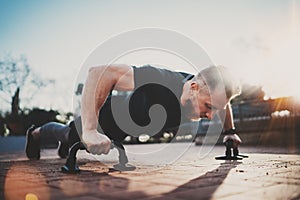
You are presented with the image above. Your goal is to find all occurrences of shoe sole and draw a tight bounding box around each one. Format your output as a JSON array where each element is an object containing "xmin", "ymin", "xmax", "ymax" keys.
[{"xmin": 25, "ymin": 125, "xmax": 40, "ymax": 160}]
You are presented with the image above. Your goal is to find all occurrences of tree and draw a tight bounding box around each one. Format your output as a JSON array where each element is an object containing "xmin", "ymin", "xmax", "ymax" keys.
[
  {"xmin": 232, "ymin": 83, "xmax": 265, "ymax": 103},
  {"xmin": 0, "ymin": 54, "xmax": 55, "ymax": 114}
]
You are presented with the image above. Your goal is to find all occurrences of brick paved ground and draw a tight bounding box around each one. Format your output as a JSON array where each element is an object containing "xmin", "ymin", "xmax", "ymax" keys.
[{"xmin": 1, "ymin": 143, "xmax": 300, "ymax": 200}]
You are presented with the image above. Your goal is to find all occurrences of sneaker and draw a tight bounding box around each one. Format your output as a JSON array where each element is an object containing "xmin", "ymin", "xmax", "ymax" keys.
[
  {"xmin": 25, "ymin": 125, "xmax": 40, "ymax": 160},
  {"xmin": 58, "ymin": 142, "xmax": 69, "ymax": 158}
]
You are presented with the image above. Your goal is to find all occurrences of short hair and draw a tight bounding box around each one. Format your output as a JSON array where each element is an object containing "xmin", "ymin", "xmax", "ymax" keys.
[{"xmin": 195, "ymin": 66, "xmax": 241, "ymax": 101}]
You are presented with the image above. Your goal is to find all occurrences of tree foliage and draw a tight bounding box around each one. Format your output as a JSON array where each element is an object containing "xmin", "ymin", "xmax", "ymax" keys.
[
  {"xmin": 0, "ymin": 54, "xmax": 55, "ymax": 112},
  {"xmin": 232, "ymin": 83, "xmax": 265, "ymax": 103}
]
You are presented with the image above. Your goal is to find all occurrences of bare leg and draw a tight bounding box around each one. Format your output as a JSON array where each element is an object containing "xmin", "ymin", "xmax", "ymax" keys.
[{"xmin": 31, "ymin": 127, "xmax": 41, "ymax": 139}]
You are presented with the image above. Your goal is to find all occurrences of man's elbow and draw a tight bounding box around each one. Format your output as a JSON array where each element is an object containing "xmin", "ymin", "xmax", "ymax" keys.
[
  {"xmin": 88, "ymin": 65, "xmax": 122, "ymax": 75},
  {"xmin": 87, "ymin": 64, "xmax": 130, "ymax": 81},
  {"xmin": 86, "ymin": 65, "xmax": 112, "ymax": 81}
]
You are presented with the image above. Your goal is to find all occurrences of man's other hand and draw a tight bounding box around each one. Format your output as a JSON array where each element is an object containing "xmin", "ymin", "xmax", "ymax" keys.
[{"xmin": 223, "ymin": 134, "xmax": 242, "ymax": 148}]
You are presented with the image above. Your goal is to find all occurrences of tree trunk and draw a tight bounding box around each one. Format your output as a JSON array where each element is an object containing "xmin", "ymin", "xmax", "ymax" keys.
[{"xmin": 11, "ymin": 87, "xmax": 20, "ymax": 116}]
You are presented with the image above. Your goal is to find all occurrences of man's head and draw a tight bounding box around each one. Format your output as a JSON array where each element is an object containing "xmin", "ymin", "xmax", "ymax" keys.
[{"xmin": 181, "ymin": 66, "xmax": 241, "ymax": 120}]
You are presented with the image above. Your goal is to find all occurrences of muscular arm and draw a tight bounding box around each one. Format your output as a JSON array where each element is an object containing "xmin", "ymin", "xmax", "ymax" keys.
[
  {"xmin": 218, "ymin": 103, "xmax": 242, "ymax": 145},
  {"xmin": 81, "ymin": 64, "xmax": 134, "ymax": 154},
  {"xmin": 216, "ymin": 103, "xmax": 235, "ymax": 131}
]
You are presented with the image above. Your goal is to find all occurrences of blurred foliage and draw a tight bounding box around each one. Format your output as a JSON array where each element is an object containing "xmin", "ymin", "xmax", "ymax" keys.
[
  {"xmin": 0, "ymin": 108, "xmax": 75, "ymax": 136},
  {"xmin": 0, "ymin": 54, "xmax": 55, "ymax": 113},
  {"xmin": 232, "ymin": 83, "xmax": 265, "ymax": 103}
]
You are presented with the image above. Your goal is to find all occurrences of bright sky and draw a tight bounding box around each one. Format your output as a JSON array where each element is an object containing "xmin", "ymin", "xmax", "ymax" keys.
[{"xmin": 0, "ymin": 0, "xmax": 299, "ymax": 113}]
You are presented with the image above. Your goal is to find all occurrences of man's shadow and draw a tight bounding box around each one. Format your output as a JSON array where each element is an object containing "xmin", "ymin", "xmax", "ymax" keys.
[
  {"xmin": 157, "ymin": 160, "xmax": 241, "ymax": 200},
  {"xmin": 55, "ymin": 160, "xmax": 241, "ymax": 200}
]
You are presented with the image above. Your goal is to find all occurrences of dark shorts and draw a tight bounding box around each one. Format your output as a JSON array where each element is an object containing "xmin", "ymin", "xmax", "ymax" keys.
[{"xmin": 40, "ymin": 122, "xmax": 70, "ymax": 142}]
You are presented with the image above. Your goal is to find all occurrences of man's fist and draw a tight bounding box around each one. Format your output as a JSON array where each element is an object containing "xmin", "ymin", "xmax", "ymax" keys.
[{"xmin": 82, "ymin": 130, "xmax": 111, "ymax": 155}]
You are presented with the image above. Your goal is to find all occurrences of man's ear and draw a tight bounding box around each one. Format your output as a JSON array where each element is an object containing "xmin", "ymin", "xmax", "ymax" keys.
[{"xmin": 190, "ymin": 82, "xmax": 199, "ymax": 91}]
